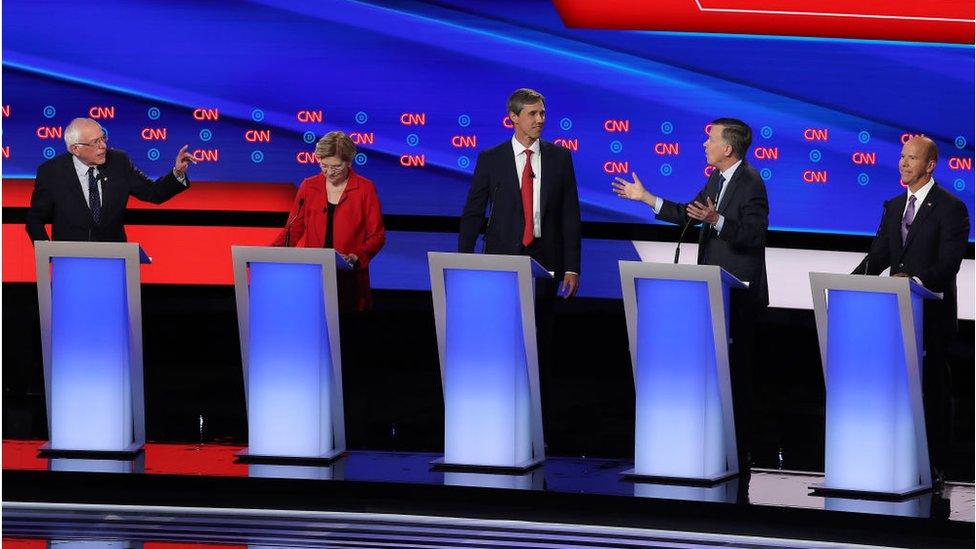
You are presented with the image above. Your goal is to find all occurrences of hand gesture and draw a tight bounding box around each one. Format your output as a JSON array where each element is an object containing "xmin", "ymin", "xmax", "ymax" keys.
[
  {"xmin": 173, "ymin": 145, "xmax": 196, "ymax": 177},
  {"xmin": 686, "ymin": 196, "xmax": 719, "ymax": 225},
  {"xmin": 612, "ymin": 172, "xmax": 654, "ymax": 205}
]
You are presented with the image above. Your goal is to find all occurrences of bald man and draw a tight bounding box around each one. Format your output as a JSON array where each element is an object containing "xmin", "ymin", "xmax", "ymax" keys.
[
  {"xmin": 26, "ymin": 117, "xmax": 194, "ymax": 243},
  {"xmin": 854, "ymin": 136, "xmax": 970, "ymax": 483}
]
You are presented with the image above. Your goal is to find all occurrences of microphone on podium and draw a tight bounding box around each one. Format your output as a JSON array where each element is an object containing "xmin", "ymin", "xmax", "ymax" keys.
[{"xmin": 283, "ymin": 198, "xmax": 305, "ymax": 247}]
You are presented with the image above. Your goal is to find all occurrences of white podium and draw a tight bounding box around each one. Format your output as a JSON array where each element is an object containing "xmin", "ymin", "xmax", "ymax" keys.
[
  {"xmin": 810, "ymin": 273, "xmax": 939, "ymax": 498},
  {"xmin": 619, "ymin": 262, "xmax": 746, "ymax": 484},
  {"xmin": 35, "ymin": 241, "xmax": 148, "ymax": 457},
  {"xmin": 428, "ymin": 252, "xmax": 551, "ymax": 472},
  {"xmin": 232, "ymin": 246, "xmax": 350, "ymax": 463}
]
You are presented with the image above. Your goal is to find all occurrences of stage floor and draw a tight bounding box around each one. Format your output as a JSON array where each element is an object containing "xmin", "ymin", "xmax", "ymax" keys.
[{"xmin": 3, "ymin": 440, "xmax": 973, "ymax": 548}]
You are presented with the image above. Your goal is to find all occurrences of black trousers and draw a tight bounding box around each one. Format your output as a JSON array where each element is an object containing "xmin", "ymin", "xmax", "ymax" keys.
[{"xmin": 729, "ymin": 291, "xmax": 762, "ymax": 470}]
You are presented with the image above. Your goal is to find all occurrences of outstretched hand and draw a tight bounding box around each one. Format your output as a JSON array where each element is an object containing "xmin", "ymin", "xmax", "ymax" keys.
[
  {"xmin": 686, "ymin": 196, "xmax": 719, "ymax": 225},
  {"xmin": 612, "ymin": 172, "xmax": 655, "ymax": 206}
]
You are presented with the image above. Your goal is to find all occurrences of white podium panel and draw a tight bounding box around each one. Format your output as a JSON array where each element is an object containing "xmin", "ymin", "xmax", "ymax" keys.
[
  {"xmin": 619, "ymin": 262, "xmax": 746, "ymax": 484},
  {"xmin": 35, "ymin": 241, "xmax": 146, "ymax": 456},
  {"xmin": 810, "ymin": 273, "xmax": 939, "ymax": 498},
  {"xmin": 428, "ymin": 252, "xmax": 550, "ymax": 472},
  {"xmin": 232, "ymin": 246, "xmax": 350, "ymax": 462}
]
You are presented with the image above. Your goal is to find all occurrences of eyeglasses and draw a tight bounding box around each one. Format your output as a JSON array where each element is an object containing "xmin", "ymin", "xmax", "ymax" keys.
[
  {"xmin": 74, "ymin": 135, "xmax": 108, "ymax": 148},
  {"xmin": 318, "ymin": 160, "xmax": 347, "ymax": 173}
]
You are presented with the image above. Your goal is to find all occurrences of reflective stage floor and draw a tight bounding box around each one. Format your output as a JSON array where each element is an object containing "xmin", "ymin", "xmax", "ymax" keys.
[{"xmin": 3, "ymin": 441, "xmax": 973, "ymax": 548}]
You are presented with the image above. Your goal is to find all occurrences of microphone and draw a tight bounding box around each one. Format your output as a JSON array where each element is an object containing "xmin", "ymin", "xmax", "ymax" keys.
[
  {"xmin": 674, "ymin": 188, "xmax": 719, "ymax": 264},
  {"xmin": 283, "ymin": 198, "xmax": 305, "ymax": 247},
  {"xmin": 481, "ymin": 185, "xmax": 497, "ymax": 254}
]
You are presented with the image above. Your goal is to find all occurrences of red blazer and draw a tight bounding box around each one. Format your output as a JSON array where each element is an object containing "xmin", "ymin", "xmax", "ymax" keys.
[{"xmin": 273, "ymin": 169, "xmax": 385, "ymax": 311}]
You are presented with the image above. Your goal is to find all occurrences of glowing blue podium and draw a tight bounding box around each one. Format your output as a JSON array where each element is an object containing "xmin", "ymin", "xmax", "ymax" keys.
[
  {"xmin": 810, "ymin": 273, "xmax": 939, "ymax": 498},
  {"xmin": 232, "ymin": 246, "xmax": 351, "ymax": 463},
  {"xmin": 34, "ymin": 241, "xmax": 149, "ymax": 457},
  {"xmin": 428, "ymin": 252, "xmax": 551, "ymax": 472},
  {"xmin": 619, "ymin": 262, "xmax": 746, "ymax": 484}
]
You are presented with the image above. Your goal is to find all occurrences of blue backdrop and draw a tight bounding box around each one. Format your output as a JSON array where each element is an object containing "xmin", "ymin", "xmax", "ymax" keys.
[{"xmin": 3, "ymin": 0, "xmax": 973, "ymax": 239}]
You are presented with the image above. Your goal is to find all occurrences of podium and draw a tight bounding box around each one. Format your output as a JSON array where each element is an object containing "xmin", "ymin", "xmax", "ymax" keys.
[
  {"xmin": 232, "ymin": 246, "xmax": 351, "ymax": 463},
  {"xmin": 34, "ymin": 241, "xmax": 149, "ymax": 457},
  {"xmin": 809, "ymin": 273, "xmax": 939, "ymax": 498},
  {"xmin": 428, "ymin": 252, "xmax": 551, "ymax": 472},
  {"xmin": 618, "ymin": 262, "xmax": 746, "ymax": 484}
]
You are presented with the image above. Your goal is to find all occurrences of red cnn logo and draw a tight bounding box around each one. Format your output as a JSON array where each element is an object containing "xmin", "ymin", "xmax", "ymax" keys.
[
  {"xmin": 603, "ymin": 161, "xmax": 629, "ymax": 174},
  {"xmin": 802, "ymin": 170, "xmax": 828, "ymax": 183},
  {"xmin": 704, "ymin": 123, "xmax": 712, "ymax": 135},
  {"xmin": 851, "ymin": 152, "xmax": 876, "ymax": 165},
  {"xmin": 400, "ymin": 154, "xmax": 425, "ymax": 167},
  {"xmin": 654, "ymin": 142, "xmax": 679, "ymax": 156},
  {"xmin": 245, "ymin": 129, "xmax": 271, "ymax": 142},
  {"xmin": 502, "ymin": 116, "xmax": 514, "ymax": 129},
  {"xmin": 704, "ymin": 165, "xmax": 716, "ymax": 177},
  {"xmin": 1, "ymin": 105, "xmax": 10, "ymax": 117},
  {"xmin": 296, "ymin": 110, "xmax": 323, "ymax": 123},
  {"xmin": 451, "ymin": 135, "xmax": 478, "ymax": 148},
  {"xmin": 948, "ymin": 157, "xmax": 972, "ymax": 170},
  {"xmin": 295, "ymin": 151, "xmax": 318, "ymax": 164},
  {"xmin": 36, "ymin": 126, "xmax": 63, "ymax": 139},
  {"xmin": 89, "ymin": 106, "xmax": 115, "ymax": 119},
  {"xmin": 900, "ymin": 132, "xmax": 924, "ymax": 144},
  {"xmin": 1, "ymin": 146, "xmax": 9, "ymax": 159},
  {"xmin": 753, "ymin": 147, "xmax": 779, "ymax": 160},
  {"xmin": 193, "ymin": 108, "xmax": 219, "ymax": 121},
  {"xmin": 553, "ymin": 138, "xmax": 578, "ymax": 151},
  {"xmin": 803, "ymin": 128, "xmax": 828, "ymax": 141},
  {"xmin": 192, "ymin": 149, "xmax": 219, "ymax": 162},
  {"xmin": 604, "ymin": 119, "xmax": 629, "ymax": 132},
  {"xmin": 350, "ymin": 132, "xmax": 374, "ymax": 145},
  {"xmin": 141, "ymin": 128, "xmax": 167, "ymax": 141},
  {"xmin": 400, "ymin": 113, "xmax": 426, "ymax": 125}
]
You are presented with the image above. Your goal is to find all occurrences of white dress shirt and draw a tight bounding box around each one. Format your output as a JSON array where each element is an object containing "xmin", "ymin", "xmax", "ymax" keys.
[
  {"xmin": 73, "ymin": 155, "xmax": 102, "ymax": 207},
  {"xmin": 904, "ymin": 177, "xmax": 935, "ymax": 220},
  {"xmin": 512, "ymin": 136, "xmax": 542, "ymax": 238}
]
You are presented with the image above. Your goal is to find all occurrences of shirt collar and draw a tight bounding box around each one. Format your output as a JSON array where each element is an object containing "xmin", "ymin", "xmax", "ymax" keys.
[
  {"xmin": 72, "ymin": 154, "xmax": 97, "ymax": 180},
  {"xmin": 720, "ymin": 160, "xmax": 742, "ymax": 183},
  {"xmin": 908, "ymin": 177, "xmax": 935, "ymax": 205},
  {"xmin": 511, "ymin": 136, "xmax": 541, "ymax": 157}
]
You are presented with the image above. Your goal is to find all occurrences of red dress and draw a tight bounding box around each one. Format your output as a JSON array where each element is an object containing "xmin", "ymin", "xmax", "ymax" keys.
[{"xmin": 272, "ymin": 169, "xmax": 385, "ymax": 311}]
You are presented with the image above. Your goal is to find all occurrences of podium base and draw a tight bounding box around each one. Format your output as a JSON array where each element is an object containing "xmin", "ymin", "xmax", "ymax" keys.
[
  {"xmin": 235, "ymin": 447, "xmax": 345, "ymax": 465},
  {"xmin": 430, "ymin": 456, "xmax": 544, "ymax": 474},
  {"xmin": 810, "ymin": 482, "xmax": 932, "ymax": 501},
  {"xmin": 38, "ymin": 442, "xmax": 144, "ymax": 460},
  {"xmin": 621, "ymin": 468, "xmax": 739, "ymax": 486}
]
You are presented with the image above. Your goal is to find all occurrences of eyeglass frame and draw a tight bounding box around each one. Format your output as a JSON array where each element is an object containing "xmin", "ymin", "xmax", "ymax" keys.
[
  {"xmin": 317, "ymin": 158, "xmax": 349, "ymax": 173},
  {"xmin": 73, "ymin": 134, "xmax": 109, "ymax": 148}
]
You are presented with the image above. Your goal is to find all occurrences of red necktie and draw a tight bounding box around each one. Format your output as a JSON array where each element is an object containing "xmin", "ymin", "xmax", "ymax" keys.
[{"xmin": 521, "ymin": 149, "xmax": 534, "ymax": 246}]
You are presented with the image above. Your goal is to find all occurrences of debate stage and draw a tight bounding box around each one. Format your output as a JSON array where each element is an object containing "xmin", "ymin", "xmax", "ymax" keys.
[{"xmin": 3, "ymin": 441, "xmax": 974, "ymax": 548}]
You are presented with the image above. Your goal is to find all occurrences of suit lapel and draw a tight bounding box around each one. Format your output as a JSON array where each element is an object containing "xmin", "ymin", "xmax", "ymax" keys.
[
  {"xmin": 539, "ymin": 141, "xmax": 555, "ymax": 227},
  {"xmin": 901, "ymin": 184, "xmax": 939, "ymax": 253},
  {"xmin": 62, "ymin": 156, "xmax": 91, "ymax": 214},
  {"xmin": 501, "ymin": 143, "xmax": 523, "ymax": 212},
  {"xmin": 716, "ymin": 163, "xmax": 744, "ymax": 215}
]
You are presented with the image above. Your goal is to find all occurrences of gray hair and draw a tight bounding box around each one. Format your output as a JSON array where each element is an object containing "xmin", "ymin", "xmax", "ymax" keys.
[{"xmin": 64, "ymin": 117, "xmax": 98, "ymax": 148}]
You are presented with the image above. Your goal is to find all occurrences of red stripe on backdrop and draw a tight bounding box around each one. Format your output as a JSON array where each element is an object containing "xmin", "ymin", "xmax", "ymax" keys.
[
  {"xmin": 4, "ymin": 225, "xmax": 286, "ymax": 284},
  {"xmin": 2, "ymin": 179, "xmax": 296, "ymax": 211},
  {"xmin": 551, "ymin": 0, "xmax": 974, "ymax": 43}
]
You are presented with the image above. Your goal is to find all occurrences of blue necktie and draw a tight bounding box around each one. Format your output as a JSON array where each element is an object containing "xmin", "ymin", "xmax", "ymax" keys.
[{"xmin": 88, "ymin": 166, "xmax": 101, "ymax": 224}]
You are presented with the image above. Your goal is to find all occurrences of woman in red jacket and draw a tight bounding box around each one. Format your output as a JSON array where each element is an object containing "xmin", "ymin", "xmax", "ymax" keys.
[{"xmin": 273, "ymin": 131, "xmax": 385, "ymax": 311}]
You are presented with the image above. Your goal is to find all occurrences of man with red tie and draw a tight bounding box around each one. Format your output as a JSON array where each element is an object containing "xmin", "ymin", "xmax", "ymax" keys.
[{"xmin": 458, "ymin": 88, "xmax": 582, "ymax": 298}]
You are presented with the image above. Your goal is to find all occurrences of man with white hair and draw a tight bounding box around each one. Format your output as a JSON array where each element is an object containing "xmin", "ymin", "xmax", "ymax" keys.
[{"xmin": 25, "ymin": 117, "xmax": 194, "ymax": 242}]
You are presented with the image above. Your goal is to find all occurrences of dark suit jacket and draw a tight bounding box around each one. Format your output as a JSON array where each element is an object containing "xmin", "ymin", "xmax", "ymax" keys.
[
  {"xmin": 458, "ymin": 139, "xmax": 582, "ymax": 277},
  {"xmin": 657, "ymin": 160, "xmax": 769, "ymax": 307},
  {"xmin": 854, "ymin": 182, "xmax": 970, "ymax": 335},
  {"xmin": 25, "ymin": 149, "xmax": 188, "ymax": 243}
]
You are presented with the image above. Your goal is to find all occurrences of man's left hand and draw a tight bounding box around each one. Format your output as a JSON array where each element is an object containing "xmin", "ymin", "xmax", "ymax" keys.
[
  {"xmin": 173, "ymin": 145, "xmax": 196, "ymax": 178},
  {"xmin": 686, "ymin": 196, "xmax": 719, "ymax": 225},
  {"xmin": 559, "ymin": 272, "xmax": 579, "ymax": 299}
]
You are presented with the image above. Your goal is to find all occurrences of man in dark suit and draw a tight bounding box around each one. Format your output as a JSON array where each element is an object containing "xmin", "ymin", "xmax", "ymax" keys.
[
  {"xmin": 26, "ymin": 117, "xmax": 194, "ymax": 243},
  {"xmin": 458, "ymin": 88, "xmax": 582, "ymax": 298},
  {"xmin": 612, "ymin": 118, "xmax": 768, "ymax": 472},
  {"xmin": 853, "ymin": 136, "xmax": 970, "ymax": 483}
]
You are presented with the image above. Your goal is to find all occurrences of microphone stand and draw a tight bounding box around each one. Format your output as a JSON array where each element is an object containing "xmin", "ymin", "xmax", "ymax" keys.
[{"xmin": 283, "ymin": 198, "xmax": 305, "ymax": 247}]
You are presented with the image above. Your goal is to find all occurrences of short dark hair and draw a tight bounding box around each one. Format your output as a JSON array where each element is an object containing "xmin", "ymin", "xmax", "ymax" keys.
[
  {"xmin": 711, "ymin": 118, "xmax": 752, "ymax": 160},
  {"xmin": 507, "ymin": 88, "xmax": 545, "ymax": 115}
]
